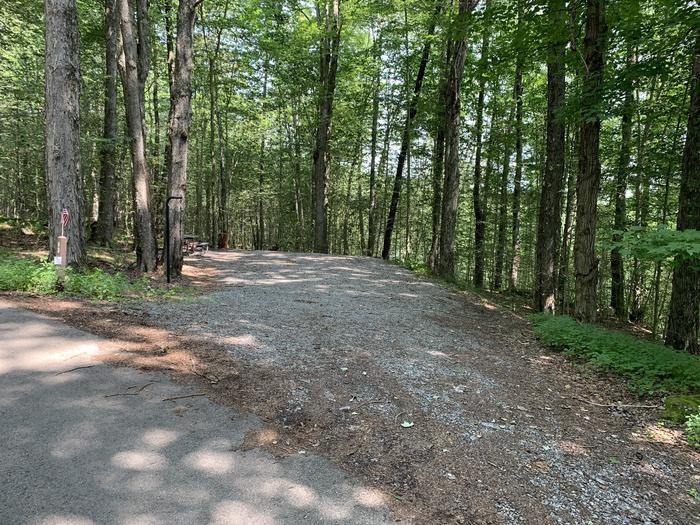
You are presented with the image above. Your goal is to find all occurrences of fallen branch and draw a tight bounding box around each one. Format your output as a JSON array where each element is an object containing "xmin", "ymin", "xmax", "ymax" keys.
[
  {"xmin": 574, "ymin": 396, "xmax": 660, "ymax": 410},
  {"xmin": 162, "ymin": 393, "xmax": 206, "ymax": 402},
  {"xmin": 54, "ymin": 365, "xmax": 95, "ymax": 375}
]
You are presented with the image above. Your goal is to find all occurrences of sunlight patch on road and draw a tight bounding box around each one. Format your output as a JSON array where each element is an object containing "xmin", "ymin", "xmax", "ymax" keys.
[{"xmin": 111, "ymin": 450, "xmax": 167, "ymax": 471}]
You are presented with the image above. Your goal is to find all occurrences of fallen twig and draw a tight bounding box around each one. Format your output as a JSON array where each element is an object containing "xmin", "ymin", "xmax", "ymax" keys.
[
  {"xmin": 574, "ymin": 396, "xmax": 660, "ymax": 410},
  {"xmin": 54, "ymin": 365, "xmax": 95, "ymax": 375},
  {"xmin": 129, "ymin": 381, "xmax": 158, "ymax": 392},
  {"xmin": 162, "ymin": 393, "xmax": 206, "ymax": 402},
  {"xmin": 104, "ymin": 382, "xmax": 157, "ymax": 398},
  {"xmin": 104, "ymin": 392, "xmax": 139, "ymax": 398}
]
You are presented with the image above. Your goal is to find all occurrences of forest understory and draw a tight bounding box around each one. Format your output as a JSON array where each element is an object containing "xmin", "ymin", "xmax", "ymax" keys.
[{"xmin": 6, "ymin": 250, "xmax": 699, "ymax": 525}]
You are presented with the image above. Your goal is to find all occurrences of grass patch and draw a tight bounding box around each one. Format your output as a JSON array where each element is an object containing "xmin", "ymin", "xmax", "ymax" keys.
[
  {"xmin": 0, "ymin": 253, "xmax": 184, "ymax": 301},
  {"xmin": 529, "ymin": 313, "xmax": 700, "ymax": 395}
]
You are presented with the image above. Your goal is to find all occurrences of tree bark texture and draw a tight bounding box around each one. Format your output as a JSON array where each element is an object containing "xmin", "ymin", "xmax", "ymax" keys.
[
  {"xmin": 116, "ymin": 0, "xmax": 157, "ymax": 272},
  {"xmin": 45, "ymin": 0, "xmax": 85, "ymax": 264},
  {"xmin": 534, "ymin": 0, "xmax": 566, "ymax": 312},
  {"xmin": 312, "ymin": 0, "xmax": 341, "ymax": 254},
  {"xmin": 472, "ymin": 25, "xmax": 491, "ymax": 288},
  {"xmin": 574, "ymin": 0, "xmax": 606, "ymax": 322},
  {"xmin": 166, "ymin": 0, "xmax": 198, "ymax": 276},
  {"xmin": 666, "ymin": 31, "xmax": 700, "ymax": 354},
  {"xmin": 437, "ymin": 0, "xmax": 478, "ymax": 278}
]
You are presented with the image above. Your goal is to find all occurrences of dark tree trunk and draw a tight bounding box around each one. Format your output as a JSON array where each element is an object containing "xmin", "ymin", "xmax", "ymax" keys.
[
  {"xmin": 428, "ymin": 44, "xmax": 451, "ymax": 273},
  {"xmin": 534, "ymin": 0, "xmax": 566, "ymax": 312},
  {"xmin": 116, "ymin": 0, "xmax": 157, "ymax": 272},
  {"xmin": 472, "ymin": 27, "xmax": 491, "ymax": 288},
  {"xmin": 437, "ymin": 0, "xmax": 478, "ymax": 278},
  {"xmin": 312, "ymin": 0, "xmax": 341, "ymax": 254},
  {"xmin": 382, "ymin": 3, "xmax": 440, "ymax": 260},
  {"xmin": 573, "ymin": 0, "xmax": 607, "ymax": 322},
  {"xmin": 666, "ymin": 31, "xmax": 700, "ymax": 354},
  {"xmin": 610, "ymin": 49, "xmax": 635, "ymax": 318},
  {"xmin": 557, "ymin": 127, "xmax": 577, "ymax": 312},
  {"xmin": 166, "ymin": 0, "xmax": 197, "ymax": 276},
  {"xmin": 45, "ymin": 0, "xmax": 85, "ymax": 264},
  {"xmin": 94, "ymin": 0, "xmax": 118, "ymax": 246}
]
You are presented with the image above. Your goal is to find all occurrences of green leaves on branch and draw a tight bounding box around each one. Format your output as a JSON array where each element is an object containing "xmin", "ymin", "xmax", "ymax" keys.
[{"xmin": 604, "ymin": 226, "xmax": 700, "ymax": 267}]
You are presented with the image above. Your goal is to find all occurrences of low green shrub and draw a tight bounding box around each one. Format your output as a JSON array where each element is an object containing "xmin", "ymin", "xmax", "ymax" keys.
[
  {"xmin": 398, "ymin": 259, "xmax": 430, "ymax": 276},
  {"xmin": 686, "ymin": 412, "xmax": 700, "ymax": 447},
  {"xmin": 0, "ymin": 253, "xmax": 183, "ymax": 301},
  {"xmin": 530, "ymin": 314, "xmax": 700, "ymax": 395},
  {"xmin": 0, "ymin": 254, "xmax": 57, "ymax": 293},
  {"xmin": 64, "ymin": 267, "xmax": 131, "ymax": 300},
  {"xmin": 663, "ymin": 395, "xmax": 700, "ymax": 423}
]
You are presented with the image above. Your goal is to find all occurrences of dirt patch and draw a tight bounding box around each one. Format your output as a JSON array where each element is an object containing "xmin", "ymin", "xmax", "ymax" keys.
[{"xmin": 5, "ymin": 251, "xmax": 700, "ymax": 525}]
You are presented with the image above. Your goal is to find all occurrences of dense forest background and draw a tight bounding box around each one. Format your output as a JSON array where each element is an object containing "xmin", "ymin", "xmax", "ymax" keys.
[{"xmin": 1, "ymin": 0, "xmax": 699, "ymax": 350}]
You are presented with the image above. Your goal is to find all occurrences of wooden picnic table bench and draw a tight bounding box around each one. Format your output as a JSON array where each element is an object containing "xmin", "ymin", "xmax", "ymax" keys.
[{"xmin": 183, "ymin": 235, "xmax": 209, "ymax": 256}]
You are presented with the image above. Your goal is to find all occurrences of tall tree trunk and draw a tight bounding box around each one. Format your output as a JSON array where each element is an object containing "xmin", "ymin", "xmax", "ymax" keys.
[
  {"xmin": 493, "ymin": 105, "xmax": 515, "ymax": 291},
  {"xmin": 557, "ymin": 127, "xmax": 577, "ymax": 311},
  {"xmin": 382, "ymin": 3, "xmax": 440, "ymax": 260},
  {"xmin": 291, "ymin": 109, "xmax": 306, "ymax": 250},
  {"xmin": 257, "ymin": 61, "xmax": 268, "ymax": 250},
  {"xmin": 358, "ymin": 170, "xmax": 365, "ymax": 254},
  {"xmin": 437, "ymin": 0, "xmax": 478, "ymax": 278},
  {"xmin": 45, "ymin": 0, "xmax": 85, "ymax": 264},
  {"xmin": 653, "ymin": 84, "xmax": 687, "ymax": 337},
  {"xmin": 342, "ymin": 140, "xmax": 361, "ymax": 255},
  {"xmin": 312, "ymin": 0, "xmax": 341, "ymax": 254},
  {"xmin": 365, "ymin": 31, "xmax": 382, "ymax": 257},
  {"xmin": 94, "ymin": 0, "xmax": 118, "ymax": 246},
  {"xmin": 472, "ymin": 25, "xmax": 491, "ymax": 288},
  {"xmin": 610, "ymin": 48, "xmax": 635, "ymax": 318},
  {"xmin": 217, "ymin": 95, "xmax": 229, "ymax": 248},
  {"xmin": 509, "ymin": 52, "xmax": 524, "ymax": 289},
  {"xmin": 573, "ymin": 0, "xmax": 607, "ymax": 322},
  {"xmin": 666, "ymin": 31, "xmax": 700, "ymax": 354},
  {"xmin": 534, "ymin": 0, "xmax": 566, "ymax": 312},
  {"xmin": 428, "ymin": 44, "xmax": 451, "ymax": 273},
  {"xmin": 165, "ymin": 0, "xmax": 197, "ymax": 276},
  {"xmin": 116, "ymin": 0, "xmax": 156, "ymax": 272}
]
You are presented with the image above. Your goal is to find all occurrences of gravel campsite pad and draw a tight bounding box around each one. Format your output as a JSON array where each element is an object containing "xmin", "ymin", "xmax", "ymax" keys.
[{"xmin": 14, "ymin": 251, "xmax": 700, "ymax": 524}]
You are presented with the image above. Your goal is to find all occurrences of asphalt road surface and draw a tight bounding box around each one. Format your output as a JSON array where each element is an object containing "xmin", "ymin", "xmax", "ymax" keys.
[{"xmin": 0, "ymin": 301, "xmax": 394, "ymax": 525}]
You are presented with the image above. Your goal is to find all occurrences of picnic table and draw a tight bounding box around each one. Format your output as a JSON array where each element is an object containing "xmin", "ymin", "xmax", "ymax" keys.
[{"xmin": 183, "ymin": 235, "xmax": 209, "ymax": 256}]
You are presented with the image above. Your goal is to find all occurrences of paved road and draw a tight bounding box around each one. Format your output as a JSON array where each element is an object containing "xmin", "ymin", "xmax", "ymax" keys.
[{"xmin": 0, "ymin": 301, "xmax": 394, "ymax": 525}]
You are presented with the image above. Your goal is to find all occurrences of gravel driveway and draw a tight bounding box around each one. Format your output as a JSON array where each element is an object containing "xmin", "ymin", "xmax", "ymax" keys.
[{"xmin": 14, "ymin": 250, "xmax": 698, "ymax": 524}]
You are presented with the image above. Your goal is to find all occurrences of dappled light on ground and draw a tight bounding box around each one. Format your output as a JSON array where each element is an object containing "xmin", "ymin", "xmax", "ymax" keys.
[{"xmin": 0, "ymin": 302, "xmax": 395, "ymax": 524}]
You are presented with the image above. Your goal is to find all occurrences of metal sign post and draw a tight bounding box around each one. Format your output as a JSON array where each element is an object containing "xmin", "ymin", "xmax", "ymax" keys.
[{"xmin": 165, "ymin": 196, "xmax": 183, "ymax": 284}]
